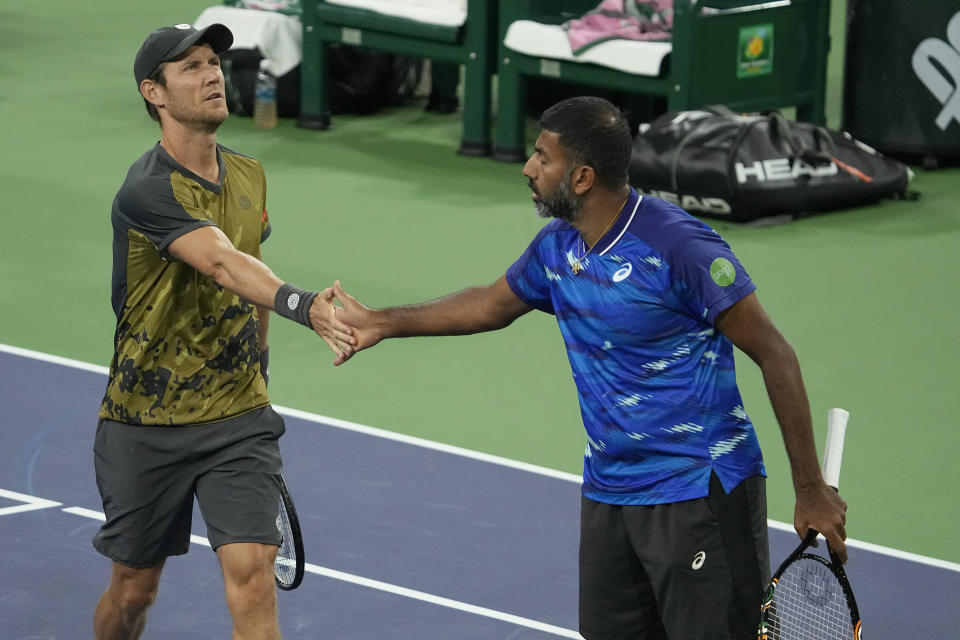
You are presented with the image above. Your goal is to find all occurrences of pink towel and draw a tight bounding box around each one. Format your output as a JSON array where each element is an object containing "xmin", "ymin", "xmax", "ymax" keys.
[{"xmin": 565, "ymin": 0, "xmax": 673, "ymax": 55}]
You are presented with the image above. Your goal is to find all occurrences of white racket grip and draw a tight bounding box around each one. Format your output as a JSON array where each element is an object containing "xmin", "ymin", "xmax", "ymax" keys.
[{"xmin": 822, "ymin": 408, "xmax": 850, "ymax": 489}]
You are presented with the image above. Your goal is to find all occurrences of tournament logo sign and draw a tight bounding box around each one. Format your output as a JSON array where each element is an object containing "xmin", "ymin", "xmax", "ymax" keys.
[{"xmin": 738, "ymin": 24, "xmax": 774, "ymax": 79}]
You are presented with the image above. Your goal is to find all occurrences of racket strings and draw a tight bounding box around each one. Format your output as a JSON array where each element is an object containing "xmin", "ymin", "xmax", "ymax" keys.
[
  {"xmin": 764, "ymin": 557, "xmax": 854, "ymax": 639},
  {"xmin": 275, "ymin": 497, "xmax": 297, "ymax": 587}
]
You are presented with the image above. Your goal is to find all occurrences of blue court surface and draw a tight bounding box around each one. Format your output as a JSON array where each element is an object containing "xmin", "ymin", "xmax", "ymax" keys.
[{"xmin": 1, "ymin": 345, "xmax": 957, "ymax": 639}]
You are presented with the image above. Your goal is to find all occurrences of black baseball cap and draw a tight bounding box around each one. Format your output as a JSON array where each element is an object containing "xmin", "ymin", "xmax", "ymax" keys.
[{"xmin": 134, "ymin": 23, "xmax": 233, "ymax": 87}]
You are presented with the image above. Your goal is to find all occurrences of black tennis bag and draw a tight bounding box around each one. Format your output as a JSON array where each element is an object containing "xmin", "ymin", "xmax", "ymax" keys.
[{"xmin": 628, "ymin": 108, "xmax": 916, "ymax": 222}]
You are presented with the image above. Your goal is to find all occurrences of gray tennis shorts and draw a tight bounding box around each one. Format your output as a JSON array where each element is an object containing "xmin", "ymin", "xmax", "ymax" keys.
[
  {"xmin": 92, "ymin": 406, "xmax": 285, "ymax": 568},
  {"xmin": 579, "ymin": 472, "xmax": 769, "ymax": 640}
]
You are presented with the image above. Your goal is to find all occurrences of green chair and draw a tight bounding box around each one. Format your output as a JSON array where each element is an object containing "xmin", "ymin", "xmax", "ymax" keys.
[
  {"xmin": 493, "ymin": 0, "xmax": 831, "ymax": 162},
  {"xmin": 298, "ymin": 0, "xmax": 498, "ymax": 156}
]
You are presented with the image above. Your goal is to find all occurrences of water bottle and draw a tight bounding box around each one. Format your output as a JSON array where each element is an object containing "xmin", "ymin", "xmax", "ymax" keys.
[{"xmin": 253, "ymin": 59, "xmax": 277, "ymax": 129}]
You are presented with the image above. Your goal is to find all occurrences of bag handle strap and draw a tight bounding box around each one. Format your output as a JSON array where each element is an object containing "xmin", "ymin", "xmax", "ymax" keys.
[
  {"xmin": 706, "ymin": 105, "xmax": 835, "ymax": 166},
  {"xmin": 767, "ymin": 111, "xmax": 833, "ymax": 166}
]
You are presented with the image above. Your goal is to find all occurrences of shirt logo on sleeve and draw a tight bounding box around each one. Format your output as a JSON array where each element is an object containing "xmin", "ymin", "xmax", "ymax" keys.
[{"xmin": 710, "ymin": 258, "xmax": 736, "ymax": 286}]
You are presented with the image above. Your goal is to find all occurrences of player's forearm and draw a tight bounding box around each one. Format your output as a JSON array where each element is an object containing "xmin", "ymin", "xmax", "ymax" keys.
[
  {"xmin": 379, "ymin": 286, "xmax": 517, "ymax": 338},
  {"xmin": 169, "ymin": 227, "xmax": 352, "ymax": 353},
  {"xmin": 208, "ymin": 250, "xmax": 284, "ymax": 309},
  {"xmin": 758, "ymin": 344, "xmax": 824, "ymax": 491},
  {"xmin": 169, "ymin": 226, "xmax": 287, "ymax": 309}
]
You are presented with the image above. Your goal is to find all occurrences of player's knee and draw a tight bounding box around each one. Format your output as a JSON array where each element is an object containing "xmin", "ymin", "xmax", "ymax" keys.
[
  {"xmin": 120, "ymin": 588, "xmax": 158, "ymax": 616},
  {"xmin": 111, "ymin": 571, "xmax": 161, "ymax": 614},
  {"xmin": 224, "ymin": 568, "xmax": 276, "ymax": 617},
  {"xmin": 228, "ymin": 562, "xmax": 273, "ymax": 590},
  {"xmin": 221, "ymin": 547, "xmax": 276, "ymax": 602}
]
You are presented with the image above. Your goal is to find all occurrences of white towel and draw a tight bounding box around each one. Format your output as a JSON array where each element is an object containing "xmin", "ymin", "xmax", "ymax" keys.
[
  {"xmin": 194, "ymin": 6, "xmax": 302, "ymax": 76},
  {"xmin": 325, "ymin": 0, "xmax": 467, "ymax": 28}
]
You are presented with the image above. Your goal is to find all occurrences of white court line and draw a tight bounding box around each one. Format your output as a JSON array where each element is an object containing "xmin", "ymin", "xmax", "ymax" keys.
[
  {"xmin": 60, "ymin": 503, "xmax": 581, "ymax": 638},
  {"xmin": 0, "ymin": 343, "xmax": 109, "ymax": 375},
  {"xmin": 3, "ymin": 342, "xmax": 960, "ymax": 574},
  {"xmin": 275, "ymin": 405, "xmax": 583, "ymax": 484},
  {"xmin": 0, "ymin": 488, "xmax": 62, "ymax": 516},
  {"xmin": 304, "ymin": 563, "xmax": 582, "ymax": 638},
  {"xmin": 62, "ymin": 506, "xmax": 105, "ymax": 520},
  {"xmin": 766, "ymin": 519, "xmax": 960, "ymax": 573}
]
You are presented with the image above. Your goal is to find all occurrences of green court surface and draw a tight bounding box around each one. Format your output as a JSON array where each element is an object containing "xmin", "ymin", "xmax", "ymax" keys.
[{"xmin": 1, "ymin": 0, "xmax": 957, "ymax": 565}]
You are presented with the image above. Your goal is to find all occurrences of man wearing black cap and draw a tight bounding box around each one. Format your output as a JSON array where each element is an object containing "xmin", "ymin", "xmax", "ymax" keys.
[{"xmin": 92, "ymin": 23, "xmax": 356, "ymax": 640}]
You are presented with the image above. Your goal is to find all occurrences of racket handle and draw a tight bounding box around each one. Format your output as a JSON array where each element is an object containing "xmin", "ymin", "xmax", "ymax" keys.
[{"xmin": 822, "ymin": 408, "xmax": 849, "ymax": 489}]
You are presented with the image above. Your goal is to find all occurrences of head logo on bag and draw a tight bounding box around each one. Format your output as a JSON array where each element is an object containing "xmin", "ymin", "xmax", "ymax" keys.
[
  {"xmin": 734, "ymin": 158, "xmax": 838, "ymax": 184},
  {"xmin": 635, "ymin": 188, "xmax": 733, "ymax": 216}
]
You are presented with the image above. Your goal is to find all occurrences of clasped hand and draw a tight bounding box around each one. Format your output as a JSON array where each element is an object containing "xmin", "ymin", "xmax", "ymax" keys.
[{"xmin": 308, "ymin": 281, "xmax": 382, "ymax": 365}]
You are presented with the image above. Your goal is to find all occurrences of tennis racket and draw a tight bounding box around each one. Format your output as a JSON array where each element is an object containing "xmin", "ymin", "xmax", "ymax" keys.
[
  {"xmin": 274, "ymin": 474, "xmax": 305, "ymax": 591},
  {"xmin": 758, "ymin": 408, "xmax": 862, "ymax": 640}
]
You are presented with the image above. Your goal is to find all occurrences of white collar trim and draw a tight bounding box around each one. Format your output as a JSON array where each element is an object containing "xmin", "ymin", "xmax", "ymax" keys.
[{"xmin": 598, "ymin": 195, "xmax": 642, "ymax": 256}]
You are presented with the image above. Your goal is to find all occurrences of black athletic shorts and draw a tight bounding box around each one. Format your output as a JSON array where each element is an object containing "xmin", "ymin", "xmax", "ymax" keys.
[
  {"xmin": 92, "ymin": 405, "xmax": 285, "ymax": 568},
  {"xmin": 579, "ymin": 472, "xmax": 769, "ymax": 640}
]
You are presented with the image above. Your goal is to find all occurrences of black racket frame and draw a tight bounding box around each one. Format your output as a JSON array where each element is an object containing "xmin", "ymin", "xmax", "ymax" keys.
[
  {"xmin": 275, "ymin": 474, "xmax": 305, "ymax": 591},
  {"xmin": 758, "ymin": 529, "xmax": 862, "ymax": 640}
]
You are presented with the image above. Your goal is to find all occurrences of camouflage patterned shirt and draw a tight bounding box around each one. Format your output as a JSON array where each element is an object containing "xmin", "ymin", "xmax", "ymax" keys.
[{"xmin": 100, "ymin": 143, "xmax": 272, "ymax": 425}]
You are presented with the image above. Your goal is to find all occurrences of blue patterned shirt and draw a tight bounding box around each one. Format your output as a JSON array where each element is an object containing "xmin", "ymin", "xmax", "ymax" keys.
[{"xmin": 506, "ymin": 190, "xmax": 766, "ymax": 505}]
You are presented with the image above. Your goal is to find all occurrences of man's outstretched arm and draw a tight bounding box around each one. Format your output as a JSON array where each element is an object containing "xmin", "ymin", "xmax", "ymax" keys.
[
  {"xmin": 167, "ymin": 225, "xmax": 356, "ymax": 360},
  {"xmin": 330, "ymin": 276, "xmax": 532, "ymax": 365}
]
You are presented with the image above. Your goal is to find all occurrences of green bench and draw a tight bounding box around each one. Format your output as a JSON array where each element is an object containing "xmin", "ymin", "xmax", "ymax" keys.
[
  {"xmin": 493, "ymin": 0, "xmax": 832, "ymax": 162},
  {"xmin": 298, "ymin": 0, "xmax": 498, "ymax": 156}
]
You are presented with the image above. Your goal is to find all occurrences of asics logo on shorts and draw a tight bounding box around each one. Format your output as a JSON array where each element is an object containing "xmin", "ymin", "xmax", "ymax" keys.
[
  {"xmin": 613, "ymin": 262, "xmax": 633, "ymax": 282},
  {"xmin": 692, "ymin": 551, "xmax": 706, "ymax": 570}
]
